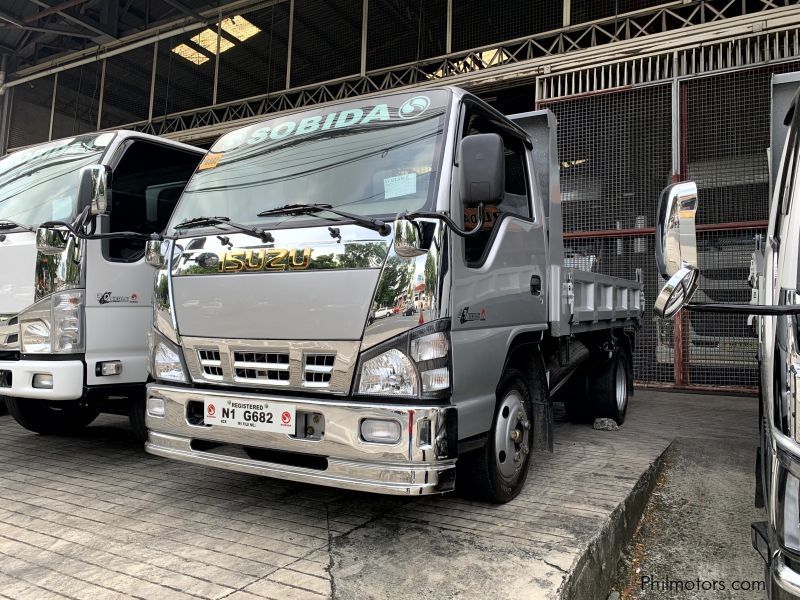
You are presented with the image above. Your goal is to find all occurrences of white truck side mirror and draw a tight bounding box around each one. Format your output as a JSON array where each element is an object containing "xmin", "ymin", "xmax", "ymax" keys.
[
  {"xmin": 78, "ymin": 165, "xmax": 112, "ymax": 216},
  {"xmin": 654, "ymin": 181, "xmax": 700, "ymax": 318}
]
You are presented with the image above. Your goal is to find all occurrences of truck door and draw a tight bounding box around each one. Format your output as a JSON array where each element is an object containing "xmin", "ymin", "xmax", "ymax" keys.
[
  {"xmin": 450, "ymin": 100, "xmax": 549, "ymax": 438},
  {"xmin": 452, "ymin": 100, "xmax": 548, "ymax": 327},
  {"xmin": 84, "ymin": 140, "xmax": 201, "ymax": 388}
]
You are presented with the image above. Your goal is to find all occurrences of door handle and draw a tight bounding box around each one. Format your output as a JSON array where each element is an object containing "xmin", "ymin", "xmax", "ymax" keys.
[{"xmin": 530, "ymin": 275, "xmax": 542, "ymax": 296}]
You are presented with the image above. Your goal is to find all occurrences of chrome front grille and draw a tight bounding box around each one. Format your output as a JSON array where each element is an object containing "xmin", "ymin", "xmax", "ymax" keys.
[
  {"xmin": 182, "ymin": 337, "xmax": 360, "ymax": 395},
  {"xmin": 304, "ymin": 354, "xmax": 335, "ymax": 386},
  {"xmin": 233, "ymin": 351, "xmax": 290, "ymax": 384},
  {"xmin": 197, "ymin": 349, "xmax": 224, "ymax": 380},
  {"xmin": 0, "ymin": 314, "xmax": 19, "ymax": 351}
]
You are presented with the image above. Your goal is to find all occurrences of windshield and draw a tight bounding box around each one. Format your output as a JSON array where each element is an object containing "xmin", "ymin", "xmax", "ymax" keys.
[
  {"xmin": 0, "ymin": 133, "xmax": 114, "ymax": 229},
  {"xmin": 169, "ymin": 90, "xmax": 450, "ymax": 234}
]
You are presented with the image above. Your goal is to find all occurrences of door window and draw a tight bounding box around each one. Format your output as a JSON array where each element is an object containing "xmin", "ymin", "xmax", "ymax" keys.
[
  {"xmin": 460, "ymin": 105, "xmax": 533, "ymax": 265},
  {"xmin": 106, "ymin": 141, "xmax": 201, "ymax": 261}
]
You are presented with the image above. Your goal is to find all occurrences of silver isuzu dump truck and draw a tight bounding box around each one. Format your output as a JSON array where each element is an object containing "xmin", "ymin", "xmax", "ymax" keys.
[
  {"xmin": 0, "ymin": 132, "xmax": 203, "ymax": 441},
  {"xmin": 141, "ymin": 87, "xmax": 645, "ymax": 502}
]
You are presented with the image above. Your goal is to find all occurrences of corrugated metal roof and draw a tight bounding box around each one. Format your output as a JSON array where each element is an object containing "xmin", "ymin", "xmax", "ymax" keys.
[{"xmin": 0, "ymin": 0, "xmax": 242, "ymax": 76}]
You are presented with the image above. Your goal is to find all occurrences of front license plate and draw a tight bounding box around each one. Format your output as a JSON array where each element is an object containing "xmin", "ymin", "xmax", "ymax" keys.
[{"xmin": 203, "ymin": 398, "xmax": 296, "ymax": 433}]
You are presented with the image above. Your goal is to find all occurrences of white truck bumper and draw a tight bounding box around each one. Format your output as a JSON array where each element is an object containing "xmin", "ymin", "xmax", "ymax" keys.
[{"xmin": 0, "ymin": 359, "xmax": 84, "ymax": 400}]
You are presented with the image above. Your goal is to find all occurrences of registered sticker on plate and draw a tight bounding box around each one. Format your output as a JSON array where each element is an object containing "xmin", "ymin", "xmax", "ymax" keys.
[{"xmin": 203, "ymin": 398, "xmax": 296, "ymax": 433}]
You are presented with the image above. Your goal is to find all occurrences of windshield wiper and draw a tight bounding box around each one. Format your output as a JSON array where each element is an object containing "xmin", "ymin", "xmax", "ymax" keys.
[
  {"xmin": 257, "ymin": 204, "xmax": 390, "ymax": 236},
  {"xmin": 173, "ymin": 216, "xmax": 274, "ymax": 243},
  {"xmin": 0, "ymin": 219, "xmax": 35, "ymax": 233}
]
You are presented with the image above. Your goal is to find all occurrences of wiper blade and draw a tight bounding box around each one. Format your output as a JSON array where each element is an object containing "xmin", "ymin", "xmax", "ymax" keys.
[
  {"xmin": 257, "ymin": 204, "xmax": 390, "ymax": 236},
  {"xmin": 0, "ymin": 219, "xmax": 35, "ymax": 232},
  {"xmin": 173, "ymin": 216, "xmax": 274, "ymax": 243}
]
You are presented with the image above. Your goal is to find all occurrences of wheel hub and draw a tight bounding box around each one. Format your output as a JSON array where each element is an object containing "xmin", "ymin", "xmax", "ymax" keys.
[
  {"xmin": 494, "ymin": 390, "xmax": 531, "ymax": 480},
  {"xmin": 615, "ymin": 360, "xmax": 627, "ymax": 411}
]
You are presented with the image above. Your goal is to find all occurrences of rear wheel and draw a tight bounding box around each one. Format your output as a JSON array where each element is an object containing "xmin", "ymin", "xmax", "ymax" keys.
[
  {"xmin": 459, "ymin": 368, "xmax": 535, "ymax": 503},
  {"xmin": 590, "ymin": 346, "xmax": 631, "ymax": 425},
  {"xmin": 0, "ymin": 396, "xmax": 7, "ymax": 415},
  {"xmin": 6, "ymin": 398, "xmax": 99, "ymax": 435}
]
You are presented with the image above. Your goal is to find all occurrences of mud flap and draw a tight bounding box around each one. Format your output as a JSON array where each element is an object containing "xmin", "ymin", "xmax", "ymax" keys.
[
  {"xmin": 533, "ymin": 398, "xmax": 553, "ymax": 452},
  {"xmin": 756, "ymin": 446, "xmax": 765, "ymax": 508}
]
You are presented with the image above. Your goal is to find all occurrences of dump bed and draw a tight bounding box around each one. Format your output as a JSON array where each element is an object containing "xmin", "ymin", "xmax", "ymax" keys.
[{"xmin": 508, "ymin": 109, "xmax": 644, "ymax": 338}]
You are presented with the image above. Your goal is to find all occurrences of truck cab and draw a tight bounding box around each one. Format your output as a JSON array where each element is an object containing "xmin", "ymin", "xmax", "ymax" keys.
[
  {"xmin": 139, "ymin": 87, "xmax": 644, "ymax": 502},
  {"xmin": 0, "ymin": 131, "xmax": 204, "ymax": 440}
]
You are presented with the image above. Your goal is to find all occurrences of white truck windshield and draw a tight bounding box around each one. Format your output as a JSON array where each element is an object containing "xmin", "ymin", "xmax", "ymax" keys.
[
  {"xmin": 169, "ymin": 90, "xmax": 450, "ymax": 234},
  {"xmin": 0, "ymin": 133, "xmax": 113, "ymax": 229}
]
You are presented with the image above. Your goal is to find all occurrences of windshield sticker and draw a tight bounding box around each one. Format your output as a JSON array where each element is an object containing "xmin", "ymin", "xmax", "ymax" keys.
[
  {"xmin": 384, "ymin": 173, "xmax": 417, "ymax": 199},
  {"xmin": 198, "ymin": 152, "xmax": 223, "ymax": 171},
  {"xmin": 212, "ymin": 95, "xmax": 435, "ymax": 153},
  {"xmin": 51, "ymin": 196, "xmax": 73, "ymax": 221}
]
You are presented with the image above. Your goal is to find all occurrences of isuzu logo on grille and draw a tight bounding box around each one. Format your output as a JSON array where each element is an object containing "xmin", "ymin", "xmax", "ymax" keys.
[{"xmin": 218, "ymin": 248, "xmax": 312, "ymax": 273}]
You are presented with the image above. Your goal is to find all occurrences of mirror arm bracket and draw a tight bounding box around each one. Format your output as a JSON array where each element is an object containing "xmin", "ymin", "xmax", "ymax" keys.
[
  {"xmin": 402, "ymin": 203, "xmax": 485, "ymax": 238},
  {"xmin": 686, "ymin": 303, "xmax": 800, "ymax": 316}
]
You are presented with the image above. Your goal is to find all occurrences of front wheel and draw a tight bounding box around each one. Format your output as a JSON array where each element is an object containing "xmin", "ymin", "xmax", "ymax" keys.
[
  {"xmin": 6, "ymin": 398, "xmax": 99, "ymax": 435},
  {"xmin": 459, "ymin": 368, "xmax": 535, "ymax": 503},
  {"xmin": 129, "ymin": 393, "xmax": 148, "ymax": 444}
]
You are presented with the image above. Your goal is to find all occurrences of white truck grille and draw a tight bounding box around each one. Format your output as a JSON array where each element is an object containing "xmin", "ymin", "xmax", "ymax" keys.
[{"xmin": 181, "ymin": 337, "xmax": 360, "ymax": 395}]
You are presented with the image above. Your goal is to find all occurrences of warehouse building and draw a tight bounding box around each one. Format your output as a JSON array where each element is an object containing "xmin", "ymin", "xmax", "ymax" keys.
[{"xmin": 1, "ymin": 0, "xmax": 797, "ymax": 393}]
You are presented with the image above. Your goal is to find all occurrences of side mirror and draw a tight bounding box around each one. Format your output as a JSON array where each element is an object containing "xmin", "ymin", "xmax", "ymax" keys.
[
  {"xmin": 78, "ymin": 165, "xmax": 111, "ymax": 216},
  {"xmin": 460, "ymin": 133, "xmax": 505, "ymax": 208},
  {"xmin": 36, "ymin": 227, "xmax": 69, "ymax": 255},
  {"xmin": 145, "ymin": 239, "xmax": 167, "ymax": 268},
  {"xmin": 393, "ymin": 218, "xmax": 427, "ymax": 258},
  {"xmin": 655, "ymin": 181, "xmax": 698, "ymax": 278},
  {"xmin": 654, "ymin": 181, "xmax": 699, "ymax": 318}
]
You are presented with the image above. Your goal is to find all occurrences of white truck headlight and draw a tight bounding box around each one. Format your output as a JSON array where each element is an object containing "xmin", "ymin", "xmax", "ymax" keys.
[
  {"xmin": 19, "ymin": 291, "xmax": 84, "ymax": 354},
  {"xmin": 151, "ymin": 333, "xmax": 187, "ymax": 383},
  {"xmin": 355, "ymin": 320, "xmax": 451, "ymax": 399}
]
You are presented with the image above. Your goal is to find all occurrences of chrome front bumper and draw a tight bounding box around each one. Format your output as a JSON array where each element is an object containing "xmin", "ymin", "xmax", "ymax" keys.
[{"xmin": 145, "ymin": 384, "xmax": 458, "ymax": 495}]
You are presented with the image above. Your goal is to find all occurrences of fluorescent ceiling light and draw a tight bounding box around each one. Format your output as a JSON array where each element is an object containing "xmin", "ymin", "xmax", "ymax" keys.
[
  {"xmin": 172, "ymin": 15, "xmax": 260, "ymax": 64},
  {"xmin": 172, "ymin": 43, "xmax": 210, "ymax": 65},
  {"xmin": 221, "ymin": 16, "xmax": 260, "ymax": 42}
]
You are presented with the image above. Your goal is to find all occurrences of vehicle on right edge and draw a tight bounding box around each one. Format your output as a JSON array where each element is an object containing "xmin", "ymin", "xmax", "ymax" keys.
[{"xmin": 652, "ymin": 73, "xmax": 800, "ymax": 600}]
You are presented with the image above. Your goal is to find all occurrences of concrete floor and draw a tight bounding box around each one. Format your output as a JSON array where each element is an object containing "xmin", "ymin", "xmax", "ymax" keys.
[
  {"xmin": 0, "ymin": 390, "xmax": 758, "ymax": 600},
  {"xmin": 611, "ymin": 433, "xmax": 766, "ymax": 599}
]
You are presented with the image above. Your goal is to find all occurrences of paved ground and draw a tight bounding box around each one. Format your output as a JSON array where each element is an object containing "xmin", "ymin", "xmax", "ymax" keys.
[
  {"xmin": 0, "ymin": 390, "xmax": 758, "ymax": 600},
  {"xmin": 611, "ymin": 435, "xmax": 765, "ymax": 599}
]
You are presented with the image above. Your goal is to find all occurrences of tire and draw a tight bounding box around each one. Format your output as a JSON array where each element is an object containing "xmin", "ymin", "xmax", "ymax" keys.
[
  {"xmin": 590, "ymin": 346, "xmax": 631, "ymax": 425},
  {"xmin": 459, "ymin": 367, "xmax": 536, "ymax": 503},
  {"xmin": 6, "ymin": 398, "xmax": 99, "ymax": 435},
  {"xmin": 0, "ymin": 396, "xmax": 7, "ymax": 415},
  {"xmin": 128, "ymin": 392, "xmax": 148, "ymax": 444}
]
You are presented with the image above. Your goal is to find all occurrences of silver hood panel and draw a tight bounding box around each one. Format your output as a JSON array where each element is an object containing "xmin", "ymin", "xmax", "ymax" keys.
[
  {"xmin": 0, "ymin": 232, "xmax": 37, "ymax": 315},
  {"xmin": 173, "ymin": 269, "xmax": 381, "ymax": 340}
]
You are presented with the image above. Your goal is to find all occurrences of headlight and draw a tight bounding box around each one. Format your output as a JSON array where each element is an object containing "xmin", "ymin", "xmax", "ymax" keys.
[
  {"xmin": 358, "ymin": 349, "xmax": 418, "ymax": 396},
  {"xmin": 19, "ymin": 291, "xmax": 84, "ymax": 354},
  {"xmin": 355, "ymin": 319, "xmax": 451, "ymax": 400},
  {"xmin": 151, "ymin": 331, "xmax": 187, "ymax": 383}
]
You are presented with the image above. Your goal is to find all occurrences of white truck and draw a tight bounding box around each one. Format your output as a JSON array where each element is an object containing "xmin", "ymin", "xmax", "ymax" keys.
[
  {"xmin": 652, "ymin": 73, "xmax": 800, "ymax": 600},
  {"xmin": 0, "ymin": 132, "xmax": 203, "ymax": 440},
  {"xmin": 74, "ymin": 87, "xmax": 652, "ymax": 502}
]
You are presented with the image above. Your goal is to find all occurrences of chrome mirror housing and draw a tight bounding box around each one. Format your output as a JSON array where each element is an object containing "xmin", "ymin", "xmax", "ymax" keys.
[
  {"xmin": 35, "ymin": 227, "xmax": 69, "ymax": 255},
  {"xmin": 656, "ymin": 181, "xmax": 698, "ymax": 278},
  {"xmin": 654, "ymin": 181, "xmax": 699, "ymax": 318},
  {"xmin": 145, "ymin": 239, "xmax": 167, "ymax": 269},
  {"xmin": 393, "ymin": 218, "xmax": 427, "ymax": 258},
  {"xmin": 79, "ymin": 165, "xmax": 111, "ymax": 216},
  {"xmin": 653, "ymin": 266, "xmax": 700, "ymax": 318}
]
